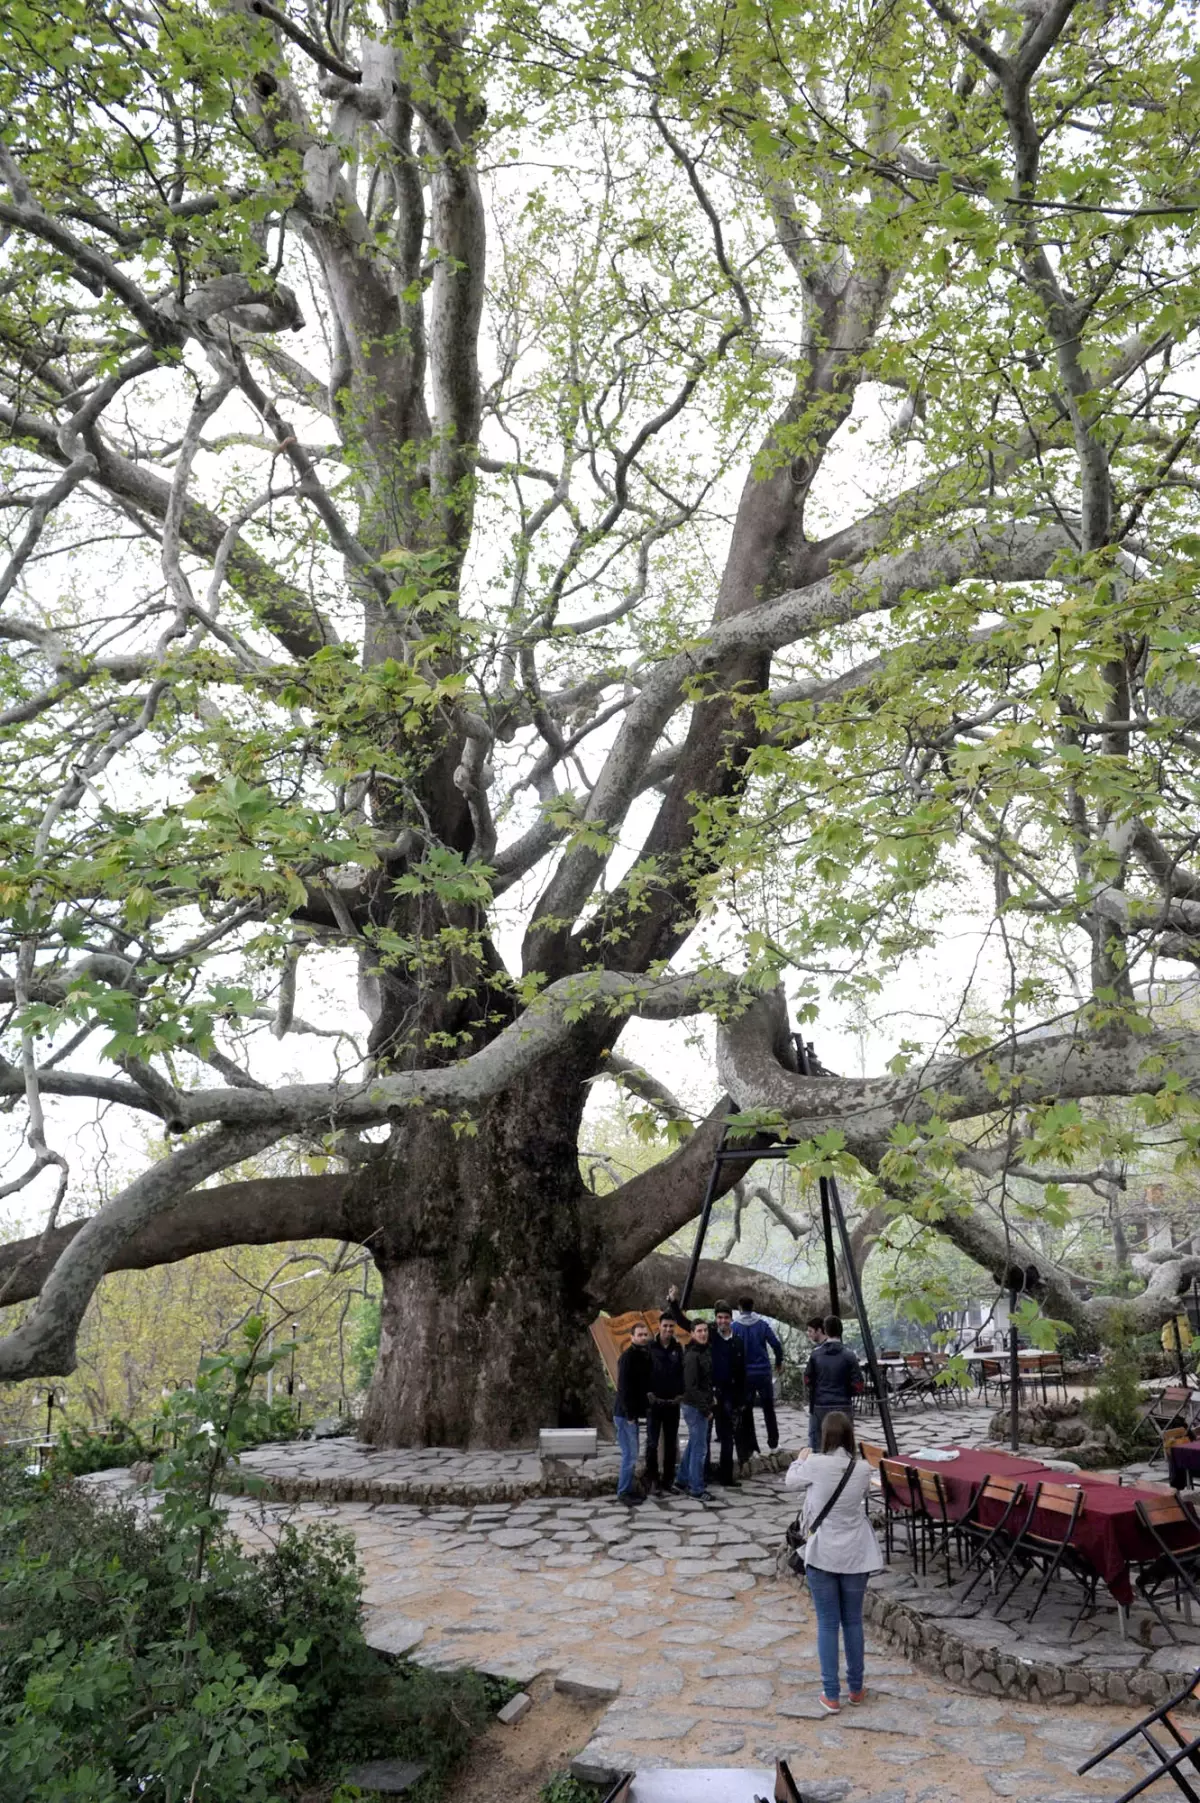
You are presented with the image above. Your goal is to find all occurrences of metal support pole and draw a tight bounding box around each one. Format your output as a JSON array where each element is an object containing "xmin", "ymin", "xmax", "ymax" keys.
[
  {"xmin": 826, "ymin": 1170, "xmax": 897, "ymax": 1457},
  {"xmin": 680, "ymin": 1130, "xmax": 727, "ymax": 1312},
  {"xmin": 1009, "ymin": 1284, "xmax": 1022, "ymax": 1452},
  {"xmin": 818, "ymin": 1179, "xmax": 841, "ymax": 1321}
]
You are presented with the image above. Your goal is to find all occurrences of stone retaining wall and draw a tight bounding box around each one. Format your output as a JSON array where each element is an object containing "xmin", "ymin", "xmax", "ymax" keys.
[
  {"xmin": 864, "ymin": 1575, "xmax": 1200, "ymax": 1713},
  {"xmin": 209, "ymin": 1442, "xmax": 794, "ymax": 1506}
]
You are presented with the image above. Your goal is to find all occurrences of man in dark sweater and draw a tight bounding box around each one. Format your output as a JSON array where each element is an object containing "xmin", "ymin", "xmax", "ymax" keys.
[
  {"xmin": 805, "ymin": 1313, "xmax": 862, "ymax": 1449},
  {"xmin": 665, "ymin": 1286, "xmax": 746, "ymax": 1486},
  {"xmin": 644, "ymin": 1314, "xmax": 684, "ymax": 1494},
  {"xmin": 613, "ymin": 1320, "xmax": 653, "ymax": 1503}
]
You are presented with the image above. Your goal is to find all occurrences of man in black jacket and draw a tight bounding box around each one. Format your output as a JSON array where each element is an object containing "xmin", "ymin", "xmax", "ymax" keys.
[
  {"xmin": 805, "ymin": 1313, "xmax": 862, "ymax": 1449},
  {"xmin": 644, "ymin": 1314, "xmax": 684, "ymax": 1494},
  {"xmin": 613, "ymin": 1320, "xmax": 653, "ymax": 1503},
  {"xmin": 665, "ymin": 1287, "xmax": 747, "ymax": 1486}
]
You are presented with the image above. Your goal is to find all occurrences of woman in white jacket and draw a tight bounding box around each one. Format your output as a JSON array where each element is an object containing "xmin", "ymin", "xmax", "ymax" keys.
[{"xmin": 785, "ymin": 1410, "xmax": 882, "ymax": 1714}]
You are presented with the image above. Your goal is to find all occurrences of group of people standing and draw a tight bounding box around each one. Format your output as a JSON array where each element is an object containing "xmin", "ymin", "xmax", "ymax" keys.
[
  {"xmin": 612, "ymin": 1288, "xmax": 783, "ymax": 1501},
  {"xmin": 610, "ymin": 1295, "xmax": 882, "ymax": 1710}
]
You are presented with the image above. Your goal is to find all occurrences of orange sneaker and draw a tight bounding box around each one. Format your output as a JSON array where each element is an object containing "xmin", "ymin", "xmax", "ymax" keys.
[
  {"xmin": 848, "ymin": 1689, "xmax": 866, "ymax": 1705},
  {"xmin": 819, "ymin": 1695, "xmax": 840, "ymax": 1714}
]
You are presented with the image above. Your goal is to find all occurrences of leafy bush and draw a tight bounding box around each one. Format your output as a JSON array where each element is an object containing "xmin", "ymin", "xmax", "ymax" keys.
[
  {"xmin": 1085, "ymin": 1312, "xmax": 1152, "ymax": 1461},
  {"xmin": 0, "ymin": 1322, "xmax": 490, "ymax": 1799},
  {"xmin": 46, "ymin": 1391, "xmax": 304, "ymax": 1480},
  {"xmin": 540, "ymin": 1777, "xmax": 599, "ymax": 1803},
  {"xmin": 46, "ymin": 1417, "xmax": 155, "ymax": 1476}
]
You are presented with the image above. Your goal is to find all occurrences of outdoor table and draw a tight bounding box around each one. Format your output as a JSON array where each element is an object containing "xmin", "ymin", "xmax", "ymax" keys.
[
  {"xmin": 1168, "ymin": 1439, "xmax": 1200, "ymax": 1488},
  {"xmin": 905, "ymin": 1447, "xmax": 1186, "ymax": 1606},
  {"xmin": 960, "ymin": 1349, "xmax": 1045, "ymax": 1362},
  {"xmin": 611, "ymin": 1774, "xmax": 786, "ymax": 1801}
]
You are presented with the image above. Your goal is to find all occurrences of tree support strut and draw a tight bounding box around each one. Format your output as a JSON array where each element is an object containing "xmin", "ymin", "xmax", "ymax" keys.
[{"xmin": 680, "ymin": 1044, "xmax": 898, "ymax": 1458}]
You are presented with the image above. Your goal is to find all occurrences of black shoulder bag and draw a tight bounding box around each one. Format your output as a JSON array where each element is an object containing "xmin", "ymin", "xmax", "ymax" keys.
[{"xmin": 785, "ymin": 1456, "xmax": 856, "ymax": 1578}]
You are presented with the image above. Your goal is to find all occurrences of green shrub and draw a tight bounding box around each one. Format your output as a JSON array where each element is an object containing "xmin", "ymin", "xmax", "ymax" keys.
[
  {"xmin": 46, "ymin": 1418, "xmax": 154, "ymax": 1476},
  {"xmin": 0, "ymin": 1322, "xmax": 490, "ymax": 1799},
  {"xmin": 348, "ymin": 1296, "xmax": 381, "ymax": 1394},
  {"xmin": 540, "ymin": 1777, "xmax": 599, "ymax": 1803},
  {"xmin": 1085, "ymin": 1312, "xmax": 1152, "ymax": 1461}
]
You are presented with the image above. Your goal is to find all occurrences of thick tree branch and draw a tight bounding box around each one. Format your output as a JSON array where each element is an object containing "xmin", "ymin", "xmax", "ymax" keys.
[
  {"xmin": 609, "ymin": 1252, "xmax": 826, "ymax": 1331},
  {"xmin": 717, "ymin": 989, "xmax": 1200, "ymax": 1159},
  {"xmin": 524, "ymin": 522, "xmax": 1073, "ymax": 971},
  {"xmin": 0, "ymin": 1123, "xmax": 286, "ymax": 1379},
  {"xmin": 0, "ymin": 1173, "xmax": 358, "ymax": 1309}
]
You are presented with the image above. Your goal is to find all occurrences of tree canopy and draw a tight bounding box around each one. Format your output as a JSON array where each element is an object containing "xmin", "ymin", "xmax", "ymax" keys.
[{"xmin": 2, "ymin": 0, "xmax": 1200, "ymax": 1436}]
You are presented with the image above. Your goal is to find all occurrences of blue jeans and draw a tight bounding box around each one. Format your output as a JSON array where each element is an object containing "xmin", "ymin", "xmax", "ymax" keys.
[
  {"xmin": 614, "ymin": 1413, "xmax": 639, "ymax": 1495},
  {"xmin": 680, "ymin": 1405, "xmax": 708, "ymax": 1494},
  {"xmin": 806, "ymin": 1565, "xmax": 870, "ymax": 1702},
  {"xmin": 808, "ymin": 1403, "xmax": 839, "ymax": 1450}
]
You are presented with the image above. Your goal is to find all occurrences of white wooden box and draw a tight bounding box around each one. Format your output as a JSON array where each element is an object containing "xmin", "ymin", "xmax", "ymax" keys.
[{"xmin": 537, "ymin": 1427, "xmax": 598, "ymax": 1460}]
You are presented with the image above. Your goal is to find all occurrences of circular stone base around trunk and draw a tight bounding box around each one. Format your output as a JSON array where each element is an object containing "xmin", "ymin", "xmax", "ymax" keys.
[{"xmin": 222, "ymin": 1436, "xmax": 796, "ymax": 1506}]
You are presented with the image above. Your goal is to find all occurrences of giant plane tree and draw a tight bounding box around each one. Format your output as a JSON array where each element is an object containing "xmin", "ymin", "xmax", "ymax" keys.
[{"xmin": 2, "ymin": 0, "xmax": 1200, "ymax": 1444}]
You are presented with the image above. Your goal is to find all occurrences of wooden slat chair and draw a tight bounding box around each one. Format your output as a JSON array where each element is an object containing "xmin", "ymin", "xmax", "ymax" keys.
[
  {"xmin": 1131, "ymin": 1495, "xmax": 1200, "ymax": 1642},
  {"xmin": 879, "ymin": 1457, "xmax": 922, "ymax": 1566},
  {"xmin": 899, "ymin": 1352, "xmax": 939, "ymax": 1407},
  {"xmin": 1140, "ymin": 1386, "xmax": 1199, "ymax": 1457},
  {"xmin": 929, "ymin": 1351, "xmax": 967, "ymax": 1408},
  {"xmin": 1035, "ymin": 1351, "xmax": 1068, "ymax": 1403},
  {"xmin": 957, "ymin": 1476, "xmax": 1029, "ymax": 1605},
  {"xmin": 976, "ymin": 1357, "xmax": 1008, "ymax": 1408},
  {"xmin": 1076, "ymin": 1667, "xmax": 1200, "ymax": 1803},
  {"xmin": 991, "ymin": 1481, "xmax": 1100, "ymax": 1635},
  {"xmin": 913, "ymin": 1468, "xmax": 960, "ymax": 1584}
]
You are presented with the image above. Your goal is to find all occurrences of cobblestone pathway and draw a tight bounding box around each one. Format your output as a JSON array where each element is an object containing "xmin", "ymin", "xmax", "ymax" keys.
[
  {"xmin": 92, "ymin": 1401, "xmax": 1175, "ymax": 1797},
  {"xmin": 222, "ymin": 1464, "xmax": 1150, "ymax": 1802}
]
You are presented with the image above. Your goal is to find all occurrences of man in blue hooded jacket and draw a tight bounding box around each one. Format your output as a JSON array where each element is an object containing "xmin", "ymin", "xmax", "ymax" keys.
[{"xmin": 733, "ymin": 1294, "xmax": 784, "ymax": 1451}]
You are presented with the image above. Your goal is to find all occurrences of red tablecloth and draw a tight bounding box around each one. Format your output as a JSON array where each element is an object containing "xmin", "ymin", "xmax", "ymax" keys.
[
  {"xmin": 1169, "ymin": 1440, "xmax": 1200, "ymax": 1488},
  {"xmin": 903, "ymin": 1447, "xmax": 1180, "ymax": 1606}
]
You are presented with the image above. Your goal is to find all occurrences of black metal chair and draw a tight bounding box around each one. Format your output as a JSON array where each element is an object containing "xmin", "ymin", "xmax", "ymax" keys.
[
  {"xmin": 879, "ymin": 1456, "xmax": 922, "ymax": 1565},
  {"xmin": 975, "ymin": 1356, "xmax": 1008, "ymax": 1408},
  {"xmin": 1141, "ymin": 1386, "xmax": 1200, "ymax": 1457},
  {"xmin": 956, "ymin": 1475, "xmax": 1027, "ymax": 1604},
  {"xmin": 913, "ymin": 1467, "xmax": 960, "ymax": 1583},
  {"xmin": 990, "ymin": 1480, "xmax": 1100, "ymax": 1635},
  {"xmin": 898, "ymin": 1352, "xmax": 940, "ymax": 1407},
  {"xmin": 1034, "ymin": 1351, "xmax": 1068, "ymax": 1403},
  {"xmin": 1076, "ymin": 1667, "xmax": 1200, "ymax": 1803},
  {"xmin": 1131, "ymin": 1493, "xmax": 1200, "ymax": 1643}
]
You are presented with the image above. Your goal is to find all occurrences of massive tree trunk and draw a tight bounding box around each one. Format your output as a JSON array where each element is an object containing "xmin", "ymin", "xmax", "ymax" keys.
[{"xmin": 355, "ymin": 1060, "xmax": 604, "ymax": 1446}]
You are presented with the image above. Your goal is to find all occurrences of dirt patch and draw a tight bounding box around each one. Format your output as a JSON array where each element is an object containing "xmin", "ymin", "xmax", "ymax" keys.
[{"xmin": 449, "ymin": 1676, "xmax": 607, "ymax": 1801}]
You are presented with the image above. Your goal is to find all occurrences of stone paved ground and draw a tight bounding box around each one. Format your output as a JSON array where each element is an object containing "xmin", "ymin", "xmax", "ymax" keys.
[
  {"xmin": 90, "ymin": 1399, "xmax": 1185, "ymax": 1798},
  {"xmin": 224, "ymin": 1413, "xmax": 1168, "ymax": 1803}
]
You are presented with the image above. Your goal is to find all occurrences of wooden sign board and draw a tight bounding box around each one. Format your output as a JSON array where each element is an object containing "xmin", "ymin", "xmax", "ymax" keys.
[{"xmin": 589, "ymin": 1310, "xmax": 691, "ymax": 1386}]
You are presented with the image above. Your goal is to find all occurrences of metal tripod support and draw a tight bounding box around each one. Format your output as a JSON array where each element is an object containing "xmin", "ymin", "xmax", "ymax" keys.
[{"xmin": 680, "ymin": 1039, "xmax": 898, "ymax": 1458}]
